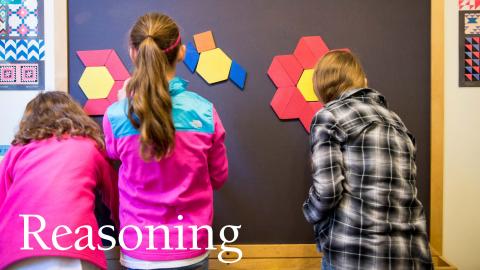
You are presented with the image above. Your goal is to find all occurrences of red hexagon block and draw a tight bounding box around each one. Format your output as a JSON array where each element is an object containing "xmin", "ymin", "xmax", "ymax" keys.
[{"xmin": 293, "ymin": 36, "xmax": 329, "ymax": 69}]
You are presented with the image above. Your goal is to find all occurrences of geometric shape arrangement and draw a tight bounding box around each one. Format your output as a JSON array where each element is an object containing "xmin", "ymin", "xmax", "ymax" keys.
[
  {"xmin": 0, "ymin": 39, "xmax": 44, "ymax": 61},
  {"xmin": 77, "ymin": 49, "xmax": 130, "ymax": 116},
  {"xmin": 193, "ymin": 30, "xmax": 216, "ymax": 53},
  {"xmin": 196, "ymin": 48, "xmax": 232, "ymax": 84},
  {"xmin": 8, "ymin": 0, "xmax": 38, "ymax": 37},
  {"xmin": 0, "ymin": 0, "xmax": 44, "ymax": 90},
  {"xmin": 460, "ymin": 5, "xmax": 480, "ymax": 87},
  {"xmin": 0, "ymin": 62, "xmax": 37, "ymax": 84},
  {"xmin": 464, "ymin": 37, "xmax": 480, "ymax": 81},
  {"xmin": 0, "ymin": 3, "xmax": 7, "ymax": 37},
  {"xmin": 183, "ymin": 30, "xmax": 247, "ymax": 90},
  {"xmin": 460, "ymin": 0, "xmax": 480, "ymax": 10},
  {"xmin": 465, "ymin": 13, "xmax": 480, "ymax": 34},
  {"xmin": 268, "ymin": 36, "xmax": 348, "ymax": 132}
]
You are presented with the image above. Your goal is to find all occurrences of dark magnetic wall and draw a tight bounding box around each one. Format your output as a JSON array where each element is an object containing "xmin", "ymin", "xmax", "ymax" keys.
[{"xmin": 68, "ymin": 0, "xmax": 431, "ymax": 244}]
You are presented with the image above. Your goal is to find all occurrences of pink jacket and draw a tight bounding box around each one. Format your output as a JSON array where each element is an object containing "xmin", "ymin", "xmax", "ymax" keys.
[
  {"xmin": 0, "ymin": 137, "xmax": 118, "ymax": 270},
  {"xmin": 103, "ymin": 77, "xmax": 228, "ymax": 261}
]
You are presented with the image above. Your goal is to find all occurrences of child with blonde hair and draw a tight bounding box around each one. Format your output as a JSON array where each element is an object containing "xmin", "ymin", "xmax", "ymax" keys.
[{"xmin": 303, "ymin": 50, "xmax": 433, "ymax": 269}]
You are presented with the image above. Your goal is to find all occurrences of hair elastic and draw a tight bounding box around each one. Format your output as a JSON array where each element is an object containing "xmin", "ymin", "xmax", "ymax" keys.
[{"xmin": 163, "ymin": 35, "xmax": 181, "ymax": 53}]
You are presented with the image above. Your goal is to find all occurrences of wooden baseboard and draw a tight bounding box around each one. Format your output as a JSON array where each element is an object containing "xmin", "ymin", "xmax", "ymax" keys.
[{"xmin": 106, "ymin": 244, "xmax": 456, "ymax": 270}]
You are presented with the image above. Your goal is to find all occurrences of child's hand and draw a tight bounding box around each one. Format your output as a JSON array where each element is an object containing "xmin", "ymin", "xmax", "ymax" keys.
[{"xmin": 117, "ymin": 78, "xmax": 130, "ymax": 101}]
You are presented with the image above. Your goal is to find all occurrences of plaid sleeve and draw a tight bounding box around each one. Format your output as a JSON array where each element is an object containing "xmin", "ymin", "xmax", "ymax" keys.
[{"xmin": 303, "ymin": 109, "xmax": 347, "ymax": 225}]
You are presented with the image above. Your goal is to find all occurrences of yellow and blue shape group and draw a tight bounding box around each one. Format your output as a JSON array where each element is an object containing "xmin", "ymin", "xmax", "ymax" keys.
[{"xmin": 184, "ymin": 30, "xmax": 247, "ymax": 90}]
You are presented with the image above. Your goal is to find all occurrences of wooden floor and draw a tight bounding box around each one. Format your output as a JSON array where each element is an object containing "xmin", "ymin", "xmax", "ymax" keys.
[{"xmin": 105, "ymin": 245, "xmax": 457, "ymax": 270}]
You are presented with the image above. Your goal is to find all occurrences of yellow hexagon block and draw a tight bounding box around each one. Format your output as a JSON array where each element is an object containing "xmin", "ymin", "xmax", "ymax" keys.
[
  {"xmin": 79, "ymin": 67, "xmax": 115, "ymax": 99},
  {"xmin": 297, "ymin": 69, "xmax": 318, "ymax": 102},
  {"xmin": 196, "ymin": 48, "xmax": 232, "ymax": 84}
]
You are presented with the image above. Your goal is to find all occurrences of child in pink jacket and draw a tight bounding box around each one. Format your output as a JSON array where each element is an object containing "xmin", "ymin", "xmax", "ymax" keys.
[
  {"xmin": 103, "ymin": 13, "xmax": 228, "ymax": 269},
  {"xmin": 0, "ymin": 91, "xmax": 118, "ymax": 270}
]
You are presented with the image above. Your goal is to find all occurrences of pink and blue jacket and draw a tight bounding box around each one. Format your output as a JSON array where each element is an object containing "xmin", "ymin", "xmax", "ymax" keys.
[
  {"xmin": 0, "ymin": 136, "xmax": 118, "ymax": 270},
  {"xmin": 103, "ymin": 77, "xmax": 228, "ymax": 261}
]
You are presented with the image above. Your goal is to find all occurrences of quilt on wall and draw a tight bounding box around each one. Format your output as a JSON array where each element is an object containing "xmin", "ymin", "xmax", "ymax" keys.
[{"xmin": 0, "ymin": 0, "xmax": 44, "ymax": 90}]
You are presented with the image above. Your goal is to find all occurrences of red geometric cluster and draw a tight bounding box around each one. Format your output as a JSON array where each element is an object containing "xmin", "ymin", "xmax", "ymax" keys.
[
  {"xmin": 267, "ymin": 36, "xmax": 348, "ymax": 133},
  {"xmin": 77, "ymin": 50, "xmax": 130, "ymax": 115}
]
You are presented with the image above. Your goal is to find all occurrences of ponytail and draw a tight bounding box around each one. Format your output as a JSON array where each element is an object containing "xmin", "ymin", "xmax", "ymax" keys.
[{"xmin": 127, "ymin": 13, "xmax": 181, "ymax": 160}]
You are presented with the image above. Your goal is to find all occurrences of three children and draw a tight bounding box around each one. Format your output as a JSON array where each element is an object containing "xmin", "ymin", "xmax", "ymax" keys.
[{"xmin": 0, "ymin": 13, "xmax": 433, "ymax": 270}]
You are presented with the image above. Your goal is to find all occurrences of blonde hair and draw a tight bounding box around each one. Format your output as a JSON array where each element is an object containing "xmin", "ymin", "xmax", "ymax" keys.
[
  {"xmin": 313, "ymin": 50, "xmax": 367, "ymax": 104},
  {"xmin": 127, "ymin": 13, "xmax": 181, "ymax": 161}
]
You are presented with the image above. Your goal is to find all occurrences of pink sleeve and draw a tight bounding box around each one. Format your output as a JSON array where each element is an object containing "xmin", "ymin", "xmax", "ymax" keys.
[
  {"xmin": 95, "ymin": 150, "xmax": 119, "ymax": 227},
  {"xmin": 209, "ymin": 108, "xmax": 228, "ymax": 190},
  {"xmin": 0, "ymin": 149, "xmax": 14, "ymax": 206},
  {"xmin": 103, "ymin": 114, "xmax": 119, "ymax": 160}
]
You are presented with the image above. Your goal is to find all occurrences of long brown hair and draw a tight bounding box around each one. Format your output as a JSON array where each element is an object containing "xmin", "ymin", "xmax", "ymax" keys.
[
  {"xmin": 313, "ymin": 50, "xmax": 367, "ymax": 104},
  {"xmin": 12, "ymin": 91, "xmax": 104, "ymax": 149},
  {"xmin": 127, "ymin": 13, "xmax": 181, "ymax": 161}
]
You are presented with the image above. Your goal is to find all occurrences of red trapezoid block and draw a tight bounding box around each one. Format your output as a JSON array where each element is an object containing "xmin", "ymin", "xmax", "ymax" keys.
[
  {"xmin": 270, "ymin": 87, "xmax": 307, "ymax": 120},
  {"xmin": 274, "ymin": 55, "xmax": 303, "ymax": 85},
  {"xmin": 77, "ymin": 50, "xmax": 113, "ymax": 67},
  {"xmin": 105, "ymin": 50, "xmax": 130, "ymax": 81},
  {"xmin": 299, "ymin": 102, "xmax": 323, "ymax": 132},
  {"xmin": 293, "ymin": 36, "xmax": 330, "ymax": 69},
  {"xmin": 267, "ymin": 55, "xmax": 295, "ymax": 88},
  {"xmin": 107, "ymin": 81, "xmax": 125, "ymax": 103},
  {"xmin": 84, "ymin": 99, "xmax": 112, "ymax": 116}
]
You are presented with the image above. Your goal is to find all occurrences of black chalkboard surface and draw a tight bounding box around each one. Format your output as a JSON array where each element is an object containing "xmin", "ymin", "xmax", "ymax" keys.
[{"xmin": 68, "ymin": 0, "xmax": 431, "ymax": 244}]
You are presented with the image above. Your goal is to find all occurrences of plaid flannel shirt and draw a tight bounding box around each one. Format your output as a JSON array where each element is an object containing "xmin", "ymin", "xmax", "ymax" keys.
[{"xmin": 303, "ymin": 88, "xmax": 433, "ymax": 270}]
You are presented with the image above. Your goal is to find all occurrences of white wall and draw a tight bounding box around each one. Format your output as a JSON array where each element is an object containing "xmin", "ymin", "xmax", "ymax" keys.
[
  {"xmin": 0, "ymin": 0, "xmax": 67, "ymax": 147},
  {"xmin": 443, "ymin": 1, "xmax": 480, "ymax": 269}
]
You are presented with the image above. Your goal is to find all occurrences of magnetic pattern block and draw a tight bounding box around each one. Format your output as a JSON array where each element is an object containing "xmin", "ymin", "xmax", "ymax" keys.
[
  {"xmin": 460, "ymin": 0, "xmax": 480, "ymax": 10},
  {"xmin": 465, "ymin": 13, "xmax": 480, "ymax": 34},
  {"xmin": 267, "ymin": 36, "xmax": 346, "ymax": 133},
  {"xmin": 183, "ymin": 30, "xmax": 247, "ymax": 90},
  {"xmin": 184, "ymin": 42, "xmax": 199, "ymax": 73},
  {"xmin": 8, "ymin": 0, "xmax": 38, "ymax": 37},
  {"xmin": 0, "ymin": 39, "xmax": 44, "ymax": 61},
  {"xmin": 77, "ymin": 49, "xmax": 130, "ymax": 116},
  {"xmin": 0, "ymin": 63, "xmax": 38, "ymax": 85},
  {"xmin": 465, "ymin": 37, "xmax": 480, "ymax": 81}
]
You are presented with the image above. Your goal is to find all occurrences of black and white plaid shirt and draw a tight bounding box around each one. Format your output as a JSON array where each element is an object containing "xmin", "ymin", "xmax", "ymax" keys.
[{"xmin": 303, "ymin": 88, "xmax": 433, "ymax": 270}]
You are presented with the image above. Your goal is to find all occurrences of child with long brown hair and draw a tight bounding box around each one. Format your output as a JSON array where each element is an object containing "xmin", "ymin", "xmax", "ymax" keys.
[
  {"xmin": 103, "ymin": 13, "xmax": 228, "ymax": 269},
  {"xmin": 303, "ymin": 51, "xmax": 433, "ymax": 269},
  {"xmin": 0, "ymin": 91, "xmax": 118, "ymax": 270}
]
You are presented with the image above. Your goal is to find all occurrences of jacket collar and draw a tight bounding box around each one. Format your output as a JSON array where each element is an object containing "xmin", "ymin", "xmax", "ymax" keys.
[
  {"xmin": 330, "ymin": 87, "xmax": 388, "ymax": 107},
  {"xmin": 169, "ymin": 76, "xmax": 189, "ymax": 96}
]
